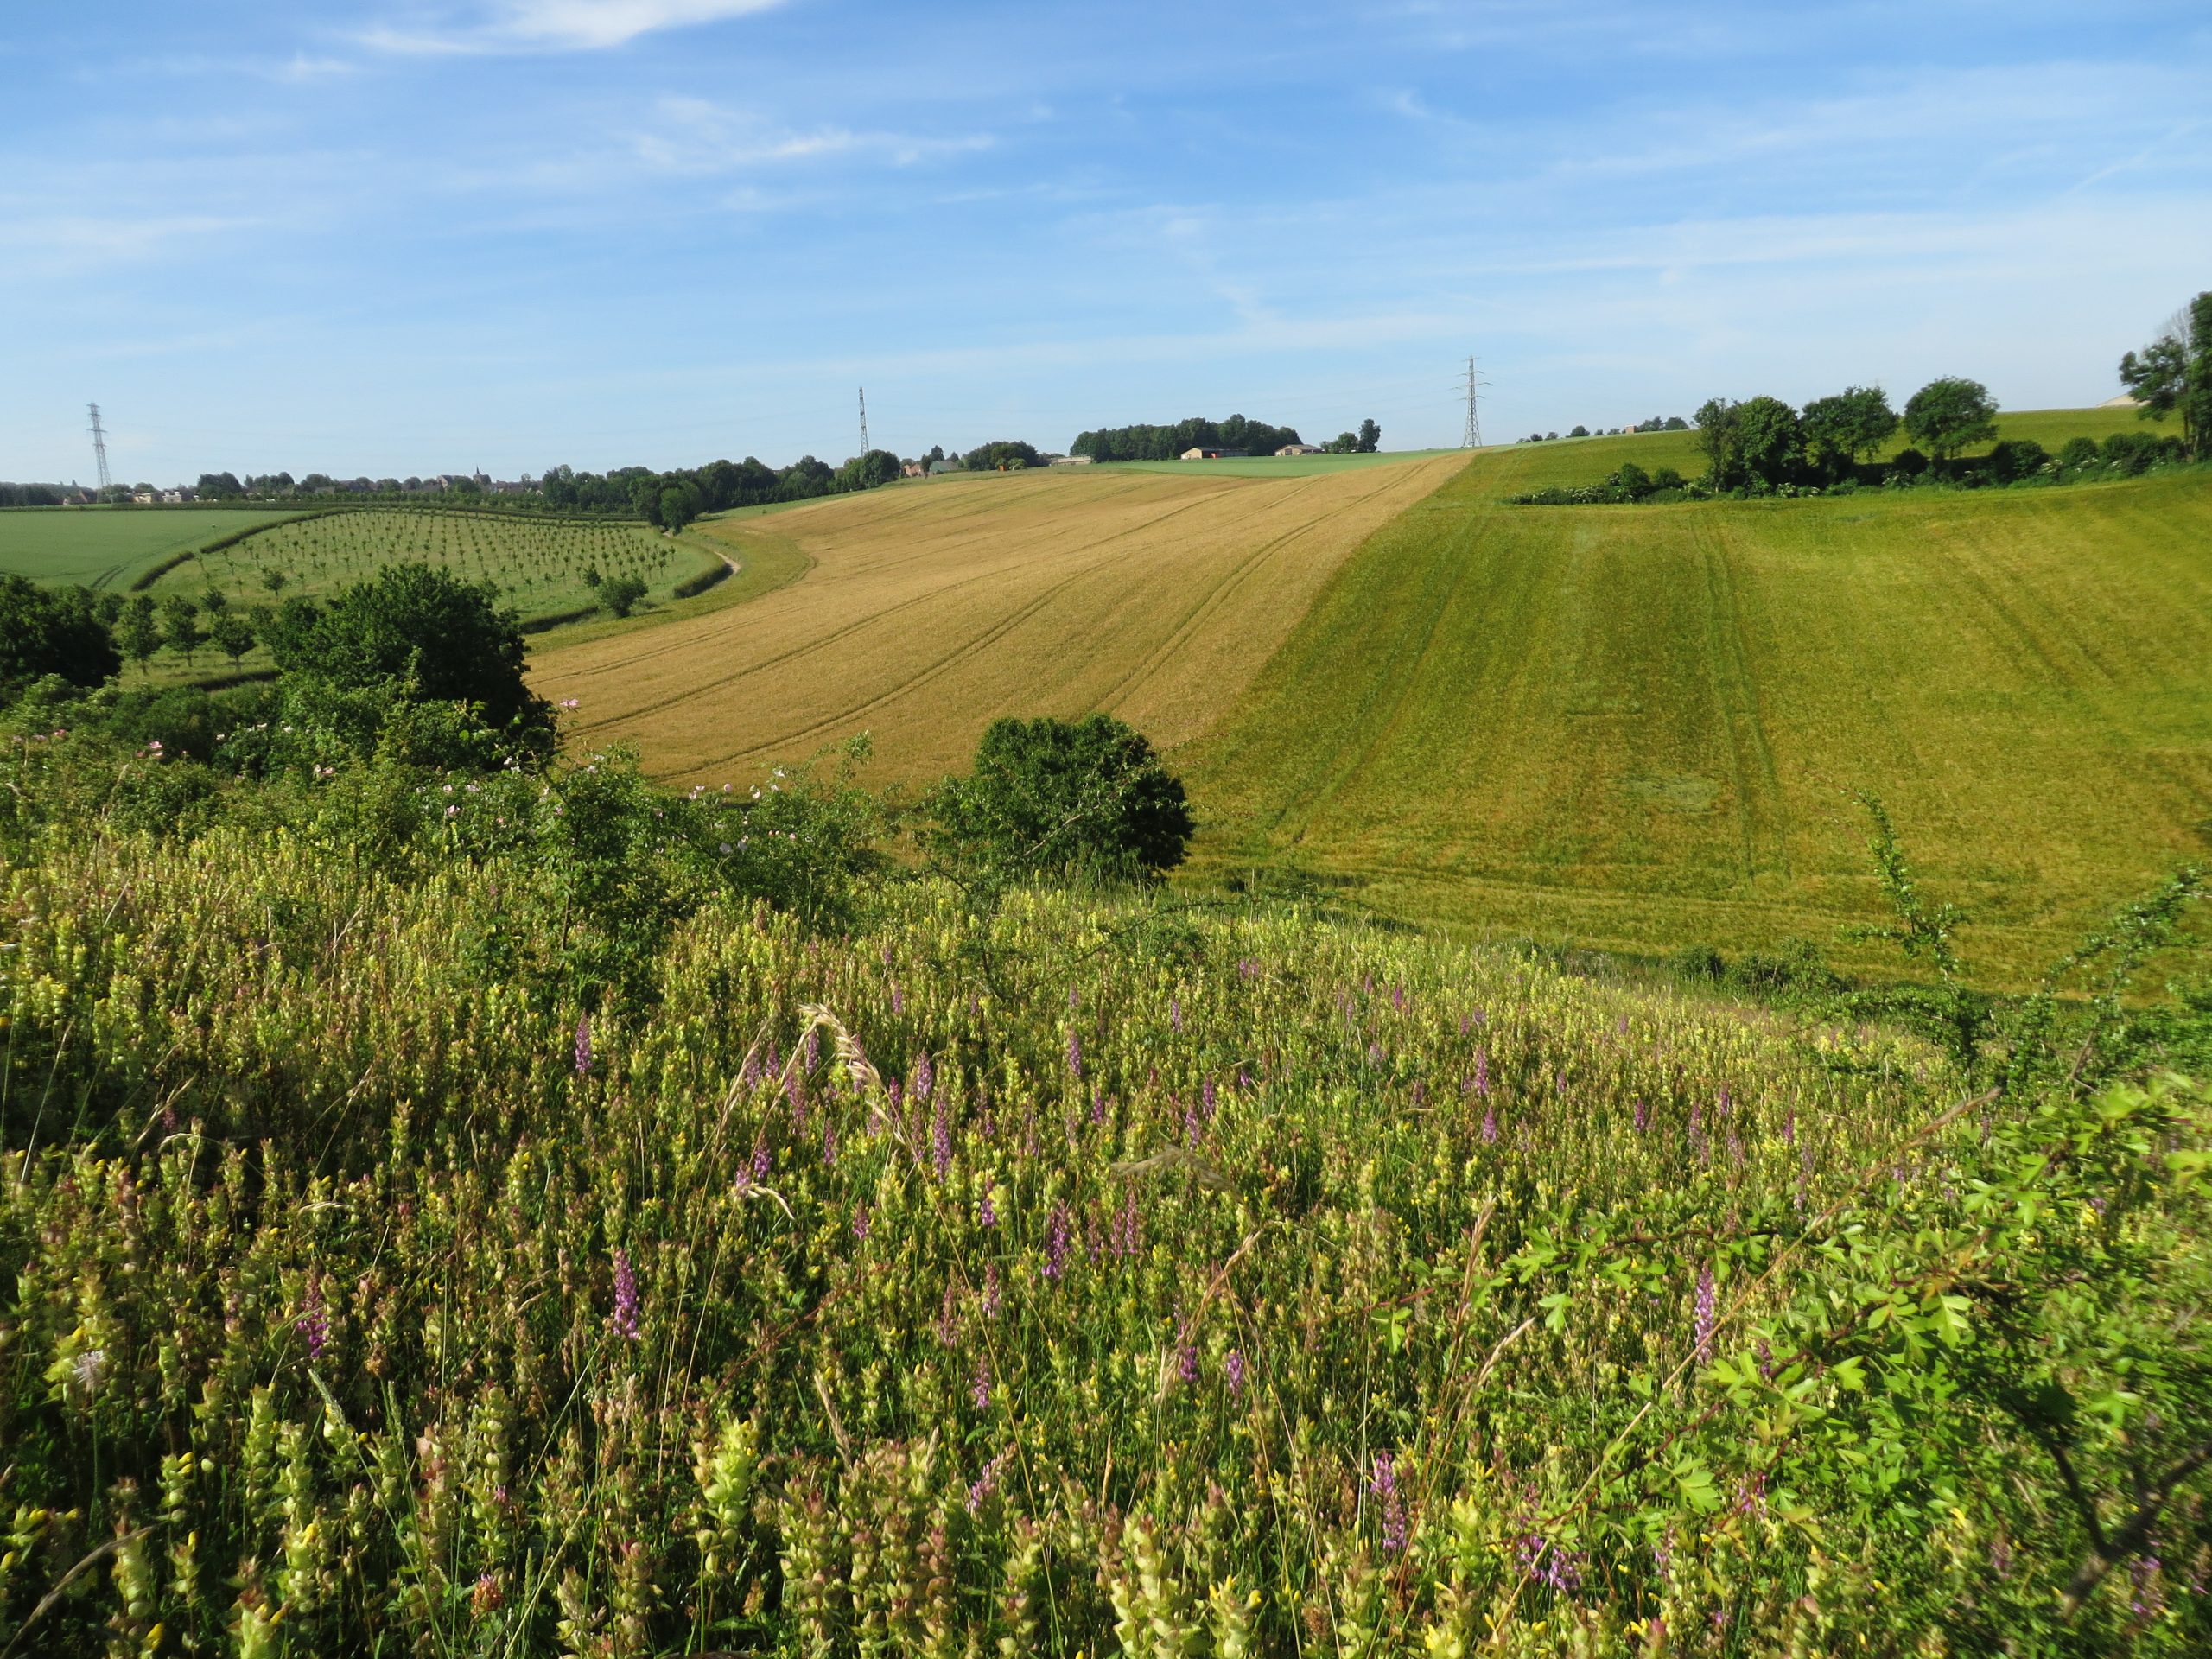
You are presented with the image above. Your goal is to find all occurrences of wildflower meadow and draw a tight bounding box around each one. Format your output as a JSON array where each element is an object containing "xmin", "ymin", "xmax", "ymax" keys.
[{"xmin": 4, "ymin": 790, "xmax": 2209, "ymax": 1653}]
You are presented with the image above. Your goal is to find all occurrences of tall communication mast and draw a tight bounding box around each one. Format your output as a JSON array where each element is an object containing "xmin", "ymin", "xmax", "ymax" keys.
[
  {"xmin": 1458, "ymin": 358, "xmax": 1489, "ymax": 449},
  {"xmin": 857, "ymin": 387, "xmax": 871, "ymax": 457},
  {"xmin": 87, "ymin": 403, "xmax": 112, "ymax": 489}
]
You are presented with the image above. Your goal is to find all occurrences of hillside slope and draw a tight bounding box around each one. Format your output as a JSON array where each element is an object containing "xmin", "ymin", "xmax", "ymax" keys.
[
  {"xmin": 534, "ymin": 454, "xmax": 1464, "ymax": 784},
  {"xmin": 1183, "ymin": 416, "xmax": 2212, "ymax": 982}
]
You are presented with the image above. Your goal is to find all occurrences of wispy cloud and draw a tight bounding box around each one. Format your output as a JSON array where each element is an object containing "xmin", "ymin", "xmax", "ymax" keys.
[
  {"xmin": 630, "ymin": 95, "xmax": 994, "ymax": 174},
  {"xmin": 360, "ymin": 0, "xmax": 785, "ymax": 54}
]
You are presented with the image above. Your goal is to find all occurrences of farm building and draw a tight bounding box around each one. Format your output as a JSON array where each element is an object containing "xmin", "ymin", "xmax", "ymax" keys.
[
  {"xmin": 902, "ymin": 462, "xmax": 927, "ymax": 478},
  {"xmin": 1275, "ymin": 443, "xmax": 1324, "ymax": 456},
  {"xmin": 1181, "ymin": 447, "xmax": 1247, "ymax": 460},
  {"xmin": 1047, "ymin": 454, "xmax": 1094, "ymax": 466}
]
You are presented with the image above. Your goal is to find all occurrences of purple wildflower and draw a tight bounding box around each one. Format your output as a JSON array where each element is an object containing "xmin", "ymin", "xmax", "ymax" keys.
[
  {"xmin": 1370, "ymin": 1454, "xmax": 1408, "ymax": 1553},
  {"xmin": 803, "ymin": 1027, "xmax": 819, "ymax": 1072},
  {"xmin": 751, "ymin": 1135, "xmax": 771, "ymax": 1182},
  {"xmin": 611, "ymin": 1249, "xmax": 640, "ymax": 1341},
  {"xmin": 932, "ymin": 1097, "xmax": 952, "ymax": 1180},
  {"xmin": 1481, "ymin": 1103, "xmax": 1498, "ymax": 1145},
  {"xmin": 1201, "ymin": 1078, "xmax": 1217, "ymax": 1120},
  {"xmin": 937, "ymin": 1281, "xmax": 960, "ymax": 1347},
  {"xmin": 1633, "ymin": 1097, "xmax": 1649, "ymax": 1132},
  {"xmin": 1473, "ymin": 1050, "xmax": 1491, "ymax": 1096},
  {"xmin": 296, "ymin": 1275, "xmax": 329, "ymax": 1360},
  {"xmin": 1694, "ymin": 1262, "xmax": 1717, "ymax": 1363},
  {"xmin": 851, "ymin": 1205, "xmax": 870, "ymax": 1241},
  {"xmin": 890, "ymin": 983, "xmax": 905, "ymax": 1015},
  {"xmin": 1782, "ymin": 1109, "xmax": 1796, "ymax": 1147},
  {"xmin": 979, "ymin": 1191, "xmax": 998, "ymax": 1229},
  {"xmin": 785, "ymin": 1065, "xmax": 806, "ymax": 1132},
  {"xmin": 1067, "ymin": 1030, "xmax": 1082, "ymax": 1079},
  {"xmin": 1224, "ymin": 1349, "xmax": 1245, "ymax": 1394},
  {"xmin": 1169, "ymin": 996, "xmax": 1182, "ymax": 1034},
  {"xmin": 966, "ymin": 1446, "xmax": 1014, "ymax": 1516},
  {"xmin": 1090, "ymin": 1090, "xmax": 1106, "ymax": 1127},
  {"xmin": 574, "ymin": 1013, "xmax": 593, "ymax": 1077},
  {"xmin": 1179, "ymin": 1329, "xmax": 1200, "ymax": 1384},
  {"xmin": 1516, "ymin": 1533, "xmax": 1584, "ymax": 1596},
  {"xmin": 982, "ymin": 1262, "xmax": 1002, "ymax": 1318},
  {"xmin": 970, "ymin": 1359, "xmax": 991, "ymax": 1410},
  {"xmin": 1115, "ymin": 1185, "xmax": 1141, "ymax": 1257},
  {"xmin": 1043, "ymin": 1201, "xmax": 1071, "ymax": 1281},
  {"xmin": 822, "ymin": 1119, "xmax": 836, "ymax": 1166},
  {"xmin": 913, "ymin": 1051, "xmax": 935, "ymax": 1103},
  {"xmin": 2132, "ymin": 1554, "xmax": 2164, "ymax": 1618}
]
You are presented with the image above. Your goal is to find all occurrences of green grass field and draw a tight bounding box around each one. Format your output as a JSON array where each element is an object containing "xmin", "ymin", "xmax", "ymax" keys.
[
  {"xmin": 1181, "ymin": 410, "xmax": 2212, "ymax": 983},
  {"xmin": 0, "ymin": 506, "xmax": 304, "ymax": 588}
]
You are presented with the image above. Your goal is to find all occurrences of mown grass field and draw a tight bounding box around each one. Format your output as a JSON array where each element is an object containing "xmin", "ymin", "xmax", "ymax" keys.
[
  {"xmin": 536, "ymin": 454, "xmax": 1465, "ymax": 784},
  {"xmin": 149, "ymin": 507, "xmax": 718, "ymax": 625},
  {"xmin": 0, "ymin": 505, "xmax": 303, "ymax": 588},
  {"xmin": 1183, "ymin": 410, "xmax": 2212, "ymax": 982}
]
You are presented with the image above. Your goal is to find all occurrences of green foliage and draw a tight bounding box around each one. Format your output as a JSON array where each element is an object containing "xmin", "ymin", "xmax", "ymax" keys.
[
  {"xmin": 1071, "ymin": 416, "xmax": 1303, "ymax": 462},
  {"xmin": 1985, "ymin": 436, "xmax": 2051, "ymax": 484},
  {"xmin": 963, "ymin": 438, "xmax": 1046, "ymax": 471},
  {"xmin": 0, "ymin": 575, "xmax": 120, "ymax": 694},
  {"xmin": 261, "ymin": 561, "xmax": 551, "ymax": 742},
  {"xmin": 600, "ymin": 572, "xmax": 649, "ymax": 617},
  {"xmin": 1357, "ymin": 416, "xmax": 1382, "ymax": 453},
  {"xmin": 927, "ymin": 713, "xmax": 1195, "ymax": 887},
  {"xmin": 2119, "ymin": 292, "xmax": 2211, "ymax": 458},
  {"xmin": 1801, "ymin": 385, "xmax": 1898, "ymax": 472},
  {"xmin": 1904, "ymin": 375, "xmax": 2001, "ymax": 463},
  {"xmin": 158, "ymin": 593, "xmax": 204, "ymax": 662}
]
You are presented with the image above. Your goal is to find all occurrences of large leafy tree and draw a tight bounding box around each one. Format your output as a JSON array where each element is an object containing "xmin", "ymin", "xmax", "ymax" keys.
[
  {"xmin": 1801, "ymin": 385, "xmax": 1898, "ymax": 473},
  {"xmin": 0, "ymin": 575, "xmax": 120, "ymax": 694},
  {"xmin": 262, "ymin": 562, "xmax": 550, "ymax": 738},
  {"xmin": 927, "ymin": 714, "xmax": 1195, "ymax": 884},
  {"xmin": 1694, "ymin": 395, "xmax": 1803, "ymax": 490},
  {"xmin": 2119, "ymin": 291, "xmax": 2212, "ymax": 458},
  {"xmin": 1903, "ymin": 376, "xmax": 1999, "ymax": 465},
  {"xmin": 1355, "ymin": 417, "xmax": 1381, "ymax": 453}
]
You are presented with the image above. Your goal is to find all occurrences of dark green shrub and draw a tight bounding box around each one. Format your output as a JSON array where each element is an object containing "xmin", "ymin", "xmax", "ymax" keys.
[
  {"xmin": 1673, "ymin": 943, "xmax": 1726, "ymax": 981},
  {"xmin": 601, "ymin": 574, "xmax": 649, "ymax": 617},
  {"xmin": 262, "ymin": 563, "xmax": 552, "ymax": 746},
  {"xmin": 1984, "ymin": 437, "xmax": 2049, "ymax": 484},
  {"xmin": 2057, "ymin": 435, "xmax": 2100, "ymax": 469},
  {"xmin": 0, "ymin": 576, "xmax": 120, "ymax": 694},
  {"xmin": 927, "ymin": 714, "xmax": 1194, "ymax": 885}
]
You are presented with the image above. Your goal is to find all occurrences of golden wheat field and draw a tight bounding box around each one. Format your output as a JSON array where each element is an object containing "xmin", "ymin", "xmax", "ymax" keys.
[{"xmin": 533, "ymin": 454, "xmax": 1465, "ymax": 784}]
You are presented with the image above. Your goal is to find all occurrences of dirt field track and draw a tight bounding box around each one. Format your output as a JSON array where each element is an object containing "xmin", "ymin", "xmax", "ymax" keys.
[{"xmin": 533, "ymin": 454, "xmax": 1465, "ymax": 785}]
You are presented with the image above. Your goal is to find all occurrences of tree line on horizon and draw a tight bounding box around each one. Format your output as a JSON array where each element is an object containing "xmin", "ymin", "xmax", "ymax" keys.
[{"xmin": 1069, "ymin": 413, "xmax": 1381, "ymax": 461}]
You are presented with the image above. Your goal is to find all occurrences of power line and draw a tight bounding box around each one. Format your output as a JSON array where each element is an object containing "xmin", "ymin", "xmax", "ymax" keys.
[
  {"xmin": 856, "ymin": 386, "xmax": 870, "ymax": 456},
  {"xmin": 1457, "ymin": 356, "xmax": 1490, "ymax": 449},
  {"xmin": 86, "ymin": 402, "xmax": 111, "ymax": 490}
]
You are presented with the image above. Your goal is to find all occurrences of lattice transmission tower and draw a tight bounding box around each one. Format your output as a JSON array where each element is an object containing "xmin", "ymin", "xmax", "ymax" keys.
[
  {"xmin": 87, "ymin": 402, "xmax": 112, "ymax": 489},
  {"xmin": 857, "ymin": 387, "xmax": 870, "ymax": 456},
  {"xmin": 1457, "ymin": 357, "xmax": 1490, "ymax": 449}
]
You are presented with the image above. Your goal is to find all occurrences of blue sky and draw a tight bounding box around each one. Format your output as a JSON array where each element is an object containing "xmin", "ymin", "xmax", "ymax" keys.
[{"xmin": 3, "ymin": 1, "xmax": 2208, "ymax": 482}]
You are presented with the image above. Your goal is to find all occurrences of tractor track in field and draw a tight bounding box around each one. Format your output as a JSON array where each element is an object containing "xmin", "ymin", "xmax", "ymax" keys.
[{"xmin": 567, "ymin": 489, "xmax": 1237, "ymax": 745}]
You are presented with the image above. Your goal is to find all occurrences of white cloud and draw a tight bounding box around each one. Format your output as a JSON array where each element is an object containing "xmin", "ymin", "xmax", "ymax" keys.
[
  {"xmin": 361, "ymin": 0, "xmax": 785, "ymax": 54},
  {"xmin": 630, "ymin": 95, "xmax": 993, "ymax": 174}
]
